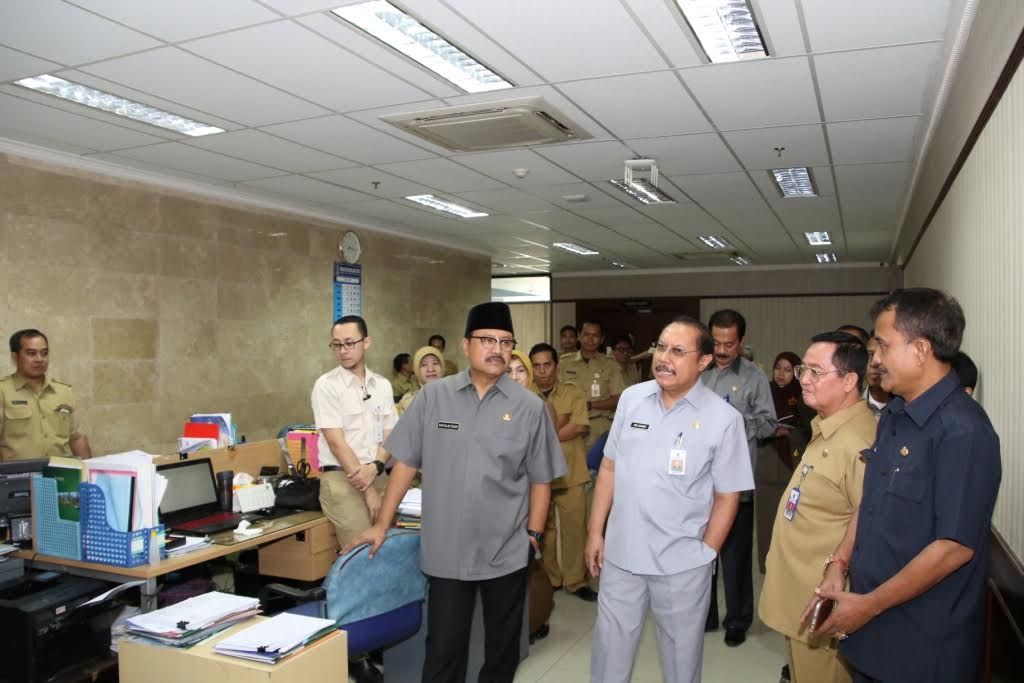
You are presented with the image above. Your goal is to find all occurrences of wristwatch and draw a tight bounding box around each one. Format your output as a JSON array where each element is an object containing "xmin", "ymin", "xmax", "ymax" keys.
[
  {"xmin": 372, "ymin": 460, "xmax": 385, "ymax": 475},
  {"xmin": 527, "ymin": 529, "xmax": 544, "ymax": 545}
]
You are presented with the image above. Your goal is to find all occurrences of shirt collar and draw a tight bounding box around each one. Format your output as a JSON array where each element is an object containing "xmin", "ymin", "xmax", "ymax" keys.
[
  {"xmin": 812, "ymin": 400, "xmax": 867, "ymax": 440},
  {"xmin": 705, "ymin": 357, "xmax": 742, "ymax": 377},
  {"xmin": 454, "ymin": 369, "xmax": 515, "ymax": 397},
  {"xmin": 336, "ymin": 365, "xmax": 379, "ymax": 389},
  {"xmin": 642, "ymin": 378, "xmax": 706, "ymax": 411},
  {"xmin": 899, "ymin": 370, "xmax": 960, "ymax": 428},
  {"xmin": 11, "ymin": 373, "xmax": 53, "ymax": 393}
]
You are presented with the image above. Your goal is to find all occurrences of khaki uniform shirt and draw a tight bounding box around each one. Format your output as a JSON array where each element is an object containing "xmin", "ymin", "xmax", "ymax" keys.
[
  {"xmin": 311, "ymin": 366, "xmax": 397, "ymax": 467},
  {"xmin": 443, "ymin": 359, "xmax": 459, "ymax": 377},
  {"xmin": 758, "ymin": 400, "xmax": 875, "ymax": 643},
  {"xmin": 392, "ymin": 373, "xmax": 419, "ymax": 400},
  {"xmin": 542, "ymin": 381, "xmax": 590, "ymax": 489},
  {"xmin": 0, "ymin": 373, "xmax": 79, "ymax": 461},
  {"xmin": 396, "ymin": 388, "xmax": 419, "ymax": 417},
  {"xmin": 558, "ymin": 352, "xmax": 625, "ymax": 424},
  {"xmin": 619, "ymin": 362, "xmax": 641, "ymax": 388}
]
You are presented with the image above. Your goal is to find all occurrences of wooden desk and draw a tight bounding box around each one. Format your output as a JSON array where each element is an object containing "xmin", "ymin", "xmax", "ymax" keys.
[{"xmin": 13, "ymin": 511, "xmax": 325, "ymax": 611}]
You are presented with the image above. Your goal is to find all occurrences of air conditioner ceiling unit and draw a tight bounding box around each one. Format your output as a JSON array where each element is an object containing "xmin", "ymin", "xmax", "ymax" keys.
[{"xmin": 381, "ymin": 96, "xmax": 592, "ymax": 152}]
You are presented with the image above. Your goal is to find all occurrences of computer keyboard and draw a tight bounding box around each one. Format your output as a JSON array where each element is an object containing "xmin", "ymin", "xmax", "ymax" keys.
[{"xmin": 175, "ymin": 511, "xmax": 242, "ymax": 532}]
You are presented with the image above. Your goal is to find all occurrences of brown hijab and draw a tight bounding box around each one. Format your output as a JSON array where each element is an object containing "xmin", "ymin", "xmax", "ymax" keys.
[{"xmin": 769, "ymin": 351, "xmax": 805, "ymax": 471}]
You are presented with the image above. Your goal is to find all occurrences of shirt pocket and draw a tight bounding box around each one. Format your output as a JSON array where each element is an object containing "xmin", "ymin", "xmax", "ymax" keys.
[
  {"xmin": 488, "ymin": 433, "xmax": 529, "ymax": 481},
  {"xmin": 4, "ymin": 404, "xmax": 34, "ymax": 437}
]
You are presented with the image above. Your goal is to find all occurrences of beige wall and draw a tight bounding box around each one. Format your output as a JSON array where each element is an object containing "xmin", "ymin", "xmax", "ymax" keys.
[
  {"xmin": 0, "ymin": 153, "xmax": 490, "ymax": 456},
  {"xmin": 507, "ymin": 303, "xmax": 550, "ymax": 355},
  {"xmin": 904, "ymin": 59, "xmax": 1024, "ymax": 558},
  {"xmin": 699, "ymin": 295, "xmax": 880, "ymax": 370}
]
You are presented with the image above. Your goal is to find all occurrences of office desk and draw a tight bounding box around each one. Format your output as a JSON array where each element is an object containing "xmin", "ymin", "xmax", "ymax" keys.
[{"xmin": 13, "ymin": 511, "xmax": 325, "ymax": 611}]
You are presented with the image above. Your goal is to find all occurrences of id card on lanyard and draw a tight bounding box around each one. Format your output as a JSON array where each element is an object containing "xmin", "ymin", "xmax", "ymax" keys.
[
  {"xmin": 373, "ymin": 403, "xmax": 384, "ymax": 444},
  {"xmin": 783, "ymin": 463, "xmax": 813, "ymax": 521},
  {"xmin": 668, "ymin": 433, "xmax": 686, "ymax": 476}
]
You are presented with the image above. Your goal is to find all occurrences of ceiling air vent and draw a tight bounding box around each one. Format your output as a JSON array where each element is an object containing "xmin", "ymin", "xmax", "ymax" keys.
[{"xmin": 381, "ymin": 96, "xmax": 592, "ymax": 152}]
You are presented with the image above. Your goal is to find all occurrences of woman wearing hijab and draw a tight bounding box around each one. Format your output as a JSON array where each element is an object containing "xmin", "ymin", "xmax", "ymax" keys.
[
  {"xmin": 396, "ymin": 346, "xmax": 444, "ymax": 416},
  {"xmin": 755, "ymin": 351, "xmax": 814, "ymax": 574}
]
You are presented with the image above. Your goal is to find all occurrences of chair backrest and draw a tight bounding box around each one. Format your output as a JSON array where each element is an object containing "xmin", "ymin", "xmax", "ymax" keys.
[
  {"xmin": 325, "ymin": 528, "xmax": 426, "ymax": 626},
  {"xmin": 587, "ymin": 430, "xmax": 610, "ymax": 471}
]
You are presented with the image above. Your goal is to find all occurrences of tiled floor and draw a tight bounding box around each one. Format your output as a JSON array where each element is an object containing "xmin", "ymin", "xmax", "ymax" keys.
[{"xmin": 514, "ymin": 569, "xmax": 785, "ymax": 683}]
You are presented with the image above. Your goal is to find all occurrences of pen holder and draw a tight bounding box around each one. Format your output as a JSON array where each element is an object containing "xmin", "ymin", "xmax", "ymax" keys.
[{"xmin": 216, "ymin": 470, "xmax": 234, "ymax": 511}]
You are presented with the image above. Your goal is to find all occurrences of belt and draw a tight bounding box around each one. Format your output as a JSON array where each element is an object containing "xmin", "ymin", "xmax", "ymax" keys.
[{"xmin": 320, "ymin": 465, "xmax": 342, "ymax": 473}]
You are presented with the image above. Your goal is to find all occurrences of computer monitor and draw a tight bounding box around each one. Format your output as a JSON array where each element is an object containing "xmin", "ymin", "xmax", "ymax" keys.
[
  {"xmin": 156, "ymin": 458, "xmax": 219, "ymax": 516},
  {"xmin": 0, "ymin": 459, "xmax": 48, "ymax": 516}
]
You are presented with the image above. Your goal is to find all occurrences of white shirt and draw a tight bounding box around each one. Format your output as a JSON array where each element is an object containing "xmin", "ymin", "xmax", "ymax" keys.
[{"xmin": 311, "ymin": 365, "xmax": 397, "ymax": 467}]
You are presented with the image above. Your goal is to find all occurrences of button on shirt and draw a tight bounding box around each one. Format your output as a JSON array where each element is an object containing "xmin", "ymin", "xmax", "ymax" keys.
[
  {"xmin": 604, "ymin": 380, "xmax": 753, "ymax": 575},
  {"xmin": 558, "ymin": 352, "xmax": 625, "ymax": 421},
  {"xmin": 841, "ymin": 372, "xmax": 1001, "ymax": 682},
  {"xmin": 311, "ymin": 366, "xmax": 397, "ymax": 467},
  {"xmin": 0, "ymin": 373, "xmax": 79, "ymax": 461},
  {"xmin": 702, "ymin": 358, "xmax": 777, "ymax": 474},
  {"xmin": 385, "ymin": 371, "xmax": 566, "ymax": 581}
]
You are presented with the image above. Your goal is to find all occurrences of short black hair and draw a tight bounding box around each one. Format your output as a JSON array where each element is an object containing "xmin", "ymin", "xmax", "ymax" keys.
[
  {"xmin": 612, "ymin": 334, "xmax": 633, "ymax": 349},
  {"xmin": 529, "ymin": 343, "xmax": 559, "ymax": 366},
  {"xmin": 428, "ymin": 334, "xmax": 446, "ymax": 350},
  {"xmin": 559, "ymin": 324, "xmax": 577, "ymax": 336},
  {"xmin": 578, "ymin": 320, "xmax": 604, "ymax": 336},
  {"xmin": 708, "ymin": 309, "xmax": 746, "ymax": 340},
  {"xmin": 836, "ymin": 324, "xmax": 870, "ymax": 343},
  {"xmin": 951, "ymin": 351, "xmax": 978, "ymax": 390},
  {"xmin": 810, "ymin": 331, "xmax": 868, "ymax": 387},
  {"xmin": 870, "ymin": 288, "xmax": 964, "ymax": 363},
  {"xmin": 9, "ymin": 329, "xmax": 48, "ymax": 353},
  {"xmin": 666, "ymin": 316, "xmax": 714, "ymax": 356},
  {"xmin": 393, "ymin": 353, "xmax": 410, "ymax": 374},
  {"xmin": 333, "ymin": 315, "xmax": 368, "ymax": 338}
]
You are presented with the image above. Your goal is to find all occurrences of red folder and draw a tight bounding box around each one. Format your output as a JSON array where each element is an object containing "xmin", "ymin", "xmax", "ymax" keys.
[{"xmin": 184, "ymin": 422, "xmax": 220, "ymax": 442}]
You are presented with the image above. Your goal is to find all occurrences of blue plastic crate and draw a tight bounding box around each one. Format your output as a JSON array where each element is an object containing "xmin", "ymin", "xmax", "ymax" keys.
[
  {"xmin": 32, "ymin": 476, "xmax": 82, "ymax": 560},
  {"xmin": 79, "ymin": 483, "xmax": 162, "ymax": 567}
]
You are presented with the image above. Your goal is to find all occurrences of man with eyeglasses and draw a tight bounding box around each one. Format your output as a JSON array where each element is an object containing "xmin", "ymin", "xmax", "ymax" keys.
[
  {"xmin": 702, "ymin": 308, "xmax": 777, "ymax": 646},
  {"xmin": 587, "ymin": 316, "xmax": 752, "ymax": 682},
  {"xmin": 611, "ymin": 335, "xmax": 641, "ymax": 388},
  {"xmin": 347, "ymin": 302, "xmax": 565, "ymax": 683},
  {"xmin": 759, "ymin": 331, "xmax": 874, "ymax": 683},
  {"xmin": 559, "ymin": 320, "xmax": 626, "ymax": 450}
]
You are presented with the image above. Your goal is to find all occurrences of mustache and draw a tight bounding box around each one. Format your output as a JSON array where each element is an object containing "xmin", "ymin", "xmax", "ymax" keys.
[
  {"xmin": 487, "ymin": 355, "xmax": 506, "ymax": 363},
  {"xmin": 654, "ymin": 364, "xmax": 675, "ymax": 374}
]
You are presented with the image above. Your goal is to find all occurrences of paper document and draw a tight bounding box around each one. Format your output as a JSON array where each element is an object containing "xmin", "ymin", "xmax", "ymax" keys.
[
  {"xmin": 213, "ymin": 612, "xmax": 336, "ymax": 663},
  {"xmin": 398, "ymin": 487, "xmax": 422, "ymax": 517},
  {"xmin": 78, "ymin": 579, "xmax": 148, "ymax": 608},
  {"xmin": 126, "ymin": 591, "xmax": 260, "ymax": 636}
]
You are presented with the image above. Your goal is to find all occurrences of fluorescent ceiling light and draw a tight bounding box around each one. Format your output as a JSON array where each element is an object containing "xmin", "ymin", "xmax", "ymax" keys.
[
  {"xmin": 699, "ymin": 235, "xmax": 732, "ymax": 249},
  {"xmin": 609, "ymin": 178, "xmax": 676, "ymax": 205},
  {"xmin": 553, "ymin": 242, "xmax": 599, "ymax": 256},
  {"xmin": 731, "ymin": 256, "xmax": 751, "ymax": 265},
  {"xmin": 816, "ymin": 252, "xmax": 837, "ymax": 263},
  {"xmin": 15, "ymin": 74, "xmax": 224, "ymax": 136},
  {"xmin": 805, "ymin": 231, "xmax": 832, "ymax": 246},
  {"xmin": 332, "ymin": 1, "xmax": 512, "ymax": 93},
  {"xmin": 772, "ymin": 167, "xmax": 817, "ymax": 198},
  {"xmin": 674, "ymin": 0, "xmax": 768, "ymax": 63},
  {"xmin": 405, "ymin": 194, "xmax": 487, "ymax": 217},
  {"xmin": 610, "ymin": 261, "xmax": 631, "ymax": 269}
]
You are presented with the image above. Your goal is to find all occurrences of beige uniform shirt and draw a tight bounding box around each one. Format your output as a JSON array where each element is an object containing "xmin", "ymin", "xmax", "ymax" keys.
[
  {"xmin": 557, "ymin": 352, "xmax": 625, "ymax": 422},
  {"xmin": 619, "ymin": 362, "xmax": 641, "ymax": 388},
  {"xmin": 0, "ymin": 373, "xmax": 79, "ymax": 461},
  {"xmin": 443, "ymin": 359, "xmax": 459, "ymax": 377},
  {"xmin": 392, "ymin": 373, "xmax": 419, "ymax": 399},
  {"xmin": 542, "ymin": 381, "xmax": 590, "ymax": 489},
  {"xmin": 311, "ymin": 366, "xmax": 397, "ymax": 467},
  {"xmin": 759, "ymin": 400, "xmax": 875, "ymax": 643}
]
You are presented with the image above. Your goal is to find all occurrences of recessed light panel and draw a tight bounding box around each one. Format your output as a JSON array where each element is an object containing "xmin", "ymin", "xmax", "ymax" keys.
[
  {"xmin": 553, "ymin": 242, "xmax": 599, "ymax": 256},
  {"xmin": 405, "ymin": 194, "xmax": 487, "ymax": 217},
  {"xmin": 805, "ymin": 231, "xmax": 832, "ymax": 246},
  {"xmin": 731, "ymin": 256, "xmax": 751, "ymax": 265},
  {"xmin": 699, "ymin": 235, "xmax": 732, "ymax": 249},
  {"xmin": 816, "ymin": 252, "xmax": 837, "ymax": 263},
  {"xmin": 772, "ymin": 167, "xmax": 817, "ymax": 198},
  {"xmin": 609, "ymin": 179, "xmax": 676, "ymax": 205},
  {"xmin": 674, "ymin": 0, "xmax": 768, "ymax": 63}
]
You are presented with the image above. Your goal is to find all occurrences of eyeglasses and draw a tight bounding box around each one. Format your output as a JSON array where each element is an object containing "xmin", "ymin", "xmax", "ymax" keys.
[
  {"xmin": 794, "ymin": 365, "xmax": 843, "ymax": 382},
  {"xmin": 329, "ymin": 338, "xmax": 365, "ymax": 352},
  {"xmin": 469, "ymin": 335, "xmax": 516, "ymax": 351},
  {"xmin": 652, "ymin": 342, "xmax": 701, "ymax": 360},
  {"xmin": 613, "ymin": 346, "xmax": 633, "ymax": 353}
]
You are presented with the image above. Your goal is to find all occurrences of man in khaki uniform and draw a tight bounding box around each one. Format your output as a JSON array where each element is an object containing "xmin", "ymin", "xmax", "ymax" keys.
[
  {"xmin": 759, "ymin": 332, "xmax": 874, "ymax": 683},
  {"xmin": 428, "ymin": 334, "xmax": 459, "ymax": 377},
  {"xmin": 1, "ymin": 329, "xmax": 90, "ymax": 462},
  {"xmin": 530, "ymin": 343, "xmax": 596, "ymax": 602},
  {"xmin": 558, "ymin": 321, "xmax": 625, "ymax": 450}
]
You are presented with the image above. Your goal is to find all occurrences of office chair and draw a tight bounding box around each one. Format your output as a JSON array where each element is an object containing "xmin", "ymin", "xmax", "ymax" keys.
[
  {"xmin": 260, "ymin": 528, "xmax": 426, "ymax": 657},
  {"xmin": 586, "ymin": 430, "xmax": 610, "ymax": 472}
]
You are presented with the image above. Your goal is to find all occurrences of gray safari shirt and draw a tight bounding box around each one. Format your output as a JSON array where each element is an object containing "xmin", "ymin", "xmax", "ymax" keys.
[
  {"xmin": 385, "ymin": 371, "xmax": 566, "ymax": 581},
  {"xmin": 702, "ymin": 357, "xmax": 776, "ymax": 474}
]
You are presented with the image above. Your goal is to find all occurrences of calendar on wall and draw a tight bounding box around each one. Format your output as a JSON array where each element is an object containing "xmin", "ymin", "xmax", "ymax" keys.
[{"xmin": 333, "ymin": 262, "xmax": 363, "ymax": 320}]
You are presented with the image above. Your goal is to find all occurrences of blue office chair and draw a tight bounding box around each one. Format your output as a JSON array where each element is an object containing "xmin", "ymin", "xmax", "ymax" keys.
[
  {"xmin": 586, "ymin": 430, "xmax": 610, "ymax": 472},
  {"xmin": 260, "ymin": 528, "xmax": 426, "ymax": 657}
]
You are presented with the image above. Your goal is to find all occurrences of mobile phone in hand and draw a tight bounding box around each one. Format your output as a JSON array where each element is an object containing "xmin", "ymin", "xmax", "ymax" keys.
[{"xmin": 809, "ymin": 597, "xmax": 835, "ymax": 633}]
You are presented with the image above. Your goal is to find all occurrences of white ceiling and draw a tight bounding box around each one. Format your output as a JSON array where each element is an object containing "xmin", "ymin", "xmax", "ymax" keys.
[{"xmin": 0, "ymin": 0, "xmax": 963, "ymax": 274}]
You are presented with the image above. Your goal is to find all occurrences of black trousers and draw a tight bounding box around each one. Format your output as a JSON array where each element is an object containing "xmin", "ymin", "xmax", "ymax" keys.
[
  {"xmin": 422, "ymin": 566, "xmax": 528, "ymax": 683},
  {"xmin": 706, "ymin": 497, "xmax": 754, "ymax": 632}
]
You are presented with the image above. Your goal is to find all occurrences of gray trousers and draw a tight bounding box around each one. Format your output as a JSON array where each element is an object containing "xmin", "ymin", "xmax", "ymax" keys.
[{"xmin": 591, "ymin": 559, "xmax": 714, "ymax": 683}]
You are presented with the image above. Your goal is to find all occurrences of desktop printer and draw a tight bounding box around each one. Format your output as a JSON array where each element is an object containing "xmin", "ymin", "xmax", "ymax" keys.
[{"xmin": 0, "ymin": 574, "xmax": 121, "ymax": 683}]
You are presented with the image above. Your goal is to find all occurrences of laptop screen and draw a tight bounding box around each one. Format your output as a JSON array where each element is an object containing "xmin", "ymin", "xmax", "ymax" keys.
[{"xmin": 158, "ymin": 459, "xmax": 218, "ymax": 515}]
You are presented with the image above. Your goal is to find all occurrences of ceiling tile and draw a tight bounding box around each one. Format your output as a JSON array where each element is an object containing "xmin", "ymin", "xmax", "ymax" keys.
[
  {"xmin": 624, "ymin": 133, "xmax": 741, "ymax": 175},
  {"xmin": 262, "ymin": 115, "xmax": 436, "ymax": 164},
  {"xmin": 842, "ymin": 208, "xmax": 902, "ymax": 233},
  {"xmin": 186, "ymin": 129, "xmax": 357, "ymax": 173},
  {"xmin": 669, "ymin": 172, "xmax": 761, "ymax": 203},
  {"xmin": 803, "ymin": 0, "xmax": 953, "ymax": 52},
  {"xmin": 559, "ymin": 71, "xmax": 711, "ymax": 138},
  {"xmin": 88, "ymin": 152, "xmax": 224, "ymax": 183},
  {"xmin": 82, "ymin": 48, "xmax": 329, "ymax": 127},
  {"xmin": 768, "ymin": 196, "xmax": 841, "ymax": 232},
  {"xmin": 444, "ymin": 0, "xmax": 668, "ymax": 81},
  {"xmin": 241, "ymin": 174, "xmax": 374, "ymax": 204},
  {"xmin": 0, "ymin": 45, "xmax": 60, "ymax": 81},
  {"xmin": 375, "ymin": 158, "xmax": 507, "ymax": 192},
  {"xmin": 827, "ymin": 117, "xmax": 921, "ymax": 164},
  {"xmin": 834, "ymin": 162, "xmax": 912, "ymax": 201},
  {"xmin": 757, "ymin": 0, "xmax": 807, "ymax": 57},
  {"xmin": 722, "ymin": 124, "xmax": 829, "ymax": 169},
  {"xmin": 250, "ymin": 0, "xmax": 342, "ymax": 15},
  {"xmin": 74, "ymin": 0, "xmax": 280, "ymax": 42},
  {"xmin": 624, "ymin": 0, "xmax": 703, "ymax": 67},
  {"xmin": 450, "ymin": 149, "xmax": 582, "ymax": 187},
  {"xmin": 0, "ymin": 92, "xmax": 166, "ymax": 151},
  {"xmin": 0, "ymin": 0, "xmax": 160, "ymax": 65},
  {"xmin": 815, "ymin": 43, "xmax": 942, "ymax": 120},
  {"xmin": 454, "ymin": 188, "xmax": 554, "ymax": 214},
  {"xmin": 521, "ymin": 182, "xmax": 626, "ymax": 210},
  {"xmin": 534, "ymin": 141, "xmax": 635, "ymax": 181},
  {"xmin": 635, "ymin": 203, "xmax": 721, "ymax": 234},
  {"xmin": 572, "ymin": 205, "xmax": 651, "ymax": 227},
  {"xmin": 343, "ymin": 198, "xmax": 466, "ymax": 231},
  {"xmin": 681, "ymin": 57, "xmax": 820, "ymax": 130},
  {"xmin": 307, "ymin": 167, "xmax": 435, "ymax": 198},
  {"xmin": 184, "ymin": 21, "xmax": 434, "ymax": 112},
  {"xmin": 110, "ymin": 142, "xmax": 282, "ymax": 181}
]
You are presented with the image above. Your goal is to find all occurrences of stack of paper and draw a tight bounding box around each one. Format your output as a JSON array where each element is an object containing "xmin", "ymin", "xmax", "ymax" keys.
[
  {"xmin": 213, "ymin": 612, "xmax": 337, "ymax": 663},
  {"xmin": 398, "ymin": 488, "xmax": 422, "ymax": 517},
  {"xmin": 0, "ymin": 543, "xmax": 18, "ymax": 557},
  {"xmin": 164, "ymin": 535, "xmax": 213, "ymax": 558},
  {"xmin": 188, "ymin": 413, "xmax": 235, "ymax": 447},
  {"xmin": 86, "ymin": 451, "xmax": 166, "ymax": 532},
  {"xmin": 125, "ymin": 591, "xmax": 260, "ymax": 647}
]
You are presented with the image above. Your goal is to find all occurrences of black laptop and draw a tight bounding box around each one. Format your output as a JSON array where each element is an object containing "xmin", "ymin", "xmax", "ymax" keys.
[{"xmin": 157, "ymin": 458, "xmax": 244, "ymax": 534}]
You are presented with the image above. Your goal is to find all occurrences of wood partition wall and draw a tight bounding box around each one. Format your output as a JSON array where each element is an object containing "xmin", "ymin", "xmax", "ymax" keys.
[{"xmin": 573, "ymin": 297, "xmax": 701, "ymax": 354}]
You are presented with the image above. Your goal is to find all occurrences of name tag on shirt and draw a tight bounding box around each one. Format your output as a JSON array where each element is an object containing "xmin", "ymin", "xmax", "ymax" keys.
[
  {"xmin": 11, "ymin": 400, "xmax": 27, "ymax": 405},
  {"xmin": 437, "ymin": 421, "xmax": 460, "ymax": 430},
  {"xmin": 373, "ymin": 404, "xmax": 384, "ymax": 443},
  {"xmin": 668, "ymin": 448, "xmax": 686, "ymax": 476},
  {"xmin": 591, "ymin": 381, "xmax": 601, "ymax": 398},
  {"xmin": 630, "ymin": 422, "xmax": 649, "ymax": 430}
]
